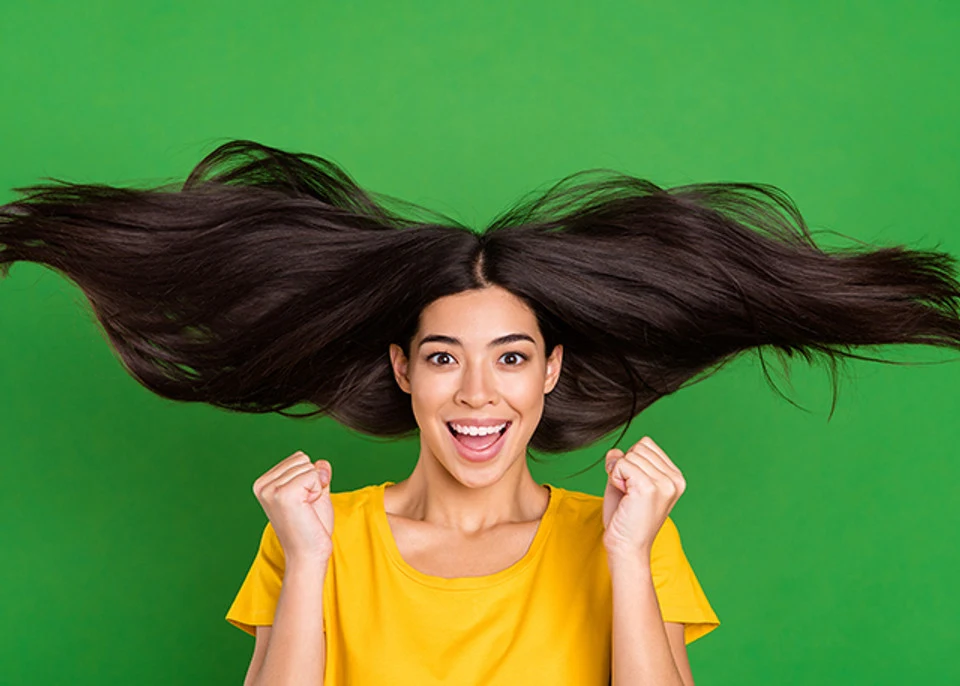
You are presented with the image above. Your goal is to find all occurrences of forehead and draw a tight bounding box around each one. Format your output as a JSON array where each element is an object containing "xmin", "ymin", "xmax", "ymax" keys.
[{"xmin": 417, "ymin": 287, "xmax": 540, "ymax": 342}]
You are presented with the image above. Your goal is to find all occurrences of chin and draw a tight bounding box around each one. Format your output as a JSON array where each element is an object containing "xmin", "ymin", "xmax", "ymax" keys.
[
  {"xmin": 443, "ymin": 446, "xmax": 526, "ymax": 490},
  {"xmin": 449, "ymin": 466, "xmax": 510, "ymax": 491}
]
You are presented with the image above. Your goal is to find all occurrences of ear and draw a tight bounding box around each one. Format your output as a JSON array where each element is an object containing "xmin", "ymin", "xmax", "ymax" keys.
[
  {"xmin": 543, "ymin": 344, "xmax": 563, "ymax": 394},
  {"xmin": 388, "ymin": 343, "xmax": 412, "ymax": 394}
]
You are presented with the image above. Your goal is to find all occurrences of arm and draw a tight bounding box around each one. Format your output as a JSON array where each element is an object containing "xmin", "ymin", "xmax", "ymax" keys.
[
  {"xmin": 608, "ymin": 552, "xmax": 690, "ymax": 686},
  {"xmin": 602, "ymin": 437, "xmax": 698, "ymax": 686},
  {"xmin": 665, "ymin": 622, "xmax": 695, "ymax": 685},
  {"xmin": 247, "ymin": 560, "xmax": 328, "ymax": 686}
]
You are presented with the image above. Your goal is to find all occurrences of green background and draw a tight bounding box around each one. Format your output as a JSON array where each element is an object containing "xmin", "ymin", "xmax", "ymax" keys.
[{"xmin": 2, "ymin": 1, "xmax": 958, "ymax": 684}]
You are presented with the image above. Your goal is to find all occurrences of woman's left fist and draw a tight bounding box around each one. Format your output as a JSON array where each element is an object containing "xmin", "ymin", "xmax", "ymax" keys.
[{"xmin": 602, "ymin": 436, "xmax": 686, "ymax": 557}]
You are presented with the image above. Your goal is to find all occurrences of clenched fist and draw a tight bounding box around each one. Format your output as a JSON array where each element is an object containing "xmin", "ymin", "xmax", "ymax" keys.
[
  {"xmin": 602, "ymin": 436, "xmax": 685, "ymax": 558},
  {"xmin": 253, "ymin": 451, "xmax": 335, "ymax": 565}
]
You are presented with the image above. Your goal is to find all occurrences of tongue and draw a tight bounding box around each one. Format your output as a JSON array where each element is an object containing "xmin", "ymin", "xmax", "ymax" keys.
[{"xmin": 456, "ymin": 431, "xmax": 500, "ymax": 451}]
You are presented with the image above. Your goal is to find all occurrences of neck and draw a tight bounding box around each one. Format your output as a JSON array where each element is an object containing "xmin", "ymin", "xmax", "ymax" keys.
[{"xmin": 385, "ymin": 444, "xmax": 550, "ymax": 534}]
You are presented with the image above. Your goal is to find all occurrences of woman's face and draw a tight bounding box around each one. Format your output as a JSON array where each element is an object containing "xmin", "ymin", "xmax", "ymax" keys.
[{"xmin": 388, "ymin": 286, "xmax": 563, "ymax": 489}]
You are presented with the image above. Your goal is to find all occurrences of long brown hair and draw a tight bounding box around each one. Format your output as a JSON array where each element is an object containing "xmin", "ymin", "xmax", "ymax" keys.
[{"xmin": 3, "ymin": 140, "xmax": 959, "ymax": 453}]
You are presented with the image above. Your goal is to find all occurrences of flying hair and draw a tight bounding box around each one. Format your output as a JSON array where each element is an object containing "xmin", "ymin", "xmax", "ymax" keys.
[{"xmin": 3, "ymin": 140, "xmax": 960, "ymax": 457}]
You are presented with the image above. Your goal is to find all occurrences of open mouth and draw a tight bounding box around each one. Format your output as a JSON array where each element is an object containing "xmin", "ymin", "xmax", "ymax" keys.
[{"xmin": 446, "ymin": 421, "xmax": 512, "ymax": 460}]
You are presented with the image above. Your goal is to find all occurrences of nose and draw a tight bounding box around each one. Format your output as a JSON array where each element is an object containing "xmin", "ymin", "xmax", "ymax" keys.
[{"xmin": 454, "ymin": 359, "xmax": 499, "ymax": 408}]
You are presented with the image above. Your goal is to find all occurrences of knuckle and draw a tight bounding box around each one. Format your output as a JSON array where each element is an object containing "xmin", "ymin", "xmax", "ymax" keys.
[
  {"xmin": 637, "ymin": 479, "xmax": 657, "ymax": 494},
  {"xmin": 264, "ymin": 482, "xmax": 284, "ymax": 500}
]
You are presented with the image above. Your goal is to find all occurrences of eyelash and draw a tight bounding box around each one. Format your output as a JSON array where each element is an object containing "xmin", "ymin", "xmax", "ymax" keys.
[{"xmin": 426, "ymin": 351, "xmax": 528, "ymax": 367}]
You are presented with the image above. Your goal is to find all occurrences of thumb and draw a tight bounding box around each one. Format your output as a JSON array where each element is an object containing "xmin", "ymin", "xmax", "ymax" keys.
[
  {"xmin": 314, "ymin": 459, "xmax": 332, "ymax": 487},
  {"xmin": 605, "ymin": 448, "xmax": 624, "ymax": 474}
]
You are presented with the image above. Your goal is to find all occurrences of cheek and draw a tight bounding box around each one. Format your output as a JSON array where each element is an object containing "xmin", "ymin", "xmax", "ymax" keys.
[
  {"xmin": 408, "ymin": 377, "xmax": 456, "ymax": 424},
  {"xmin": 505, "ymin": 374, "xmax": 548, "ymax": 416},
  {"xmin": 406, "ymin": 368, "xmax": 549, "ymax": 427}
]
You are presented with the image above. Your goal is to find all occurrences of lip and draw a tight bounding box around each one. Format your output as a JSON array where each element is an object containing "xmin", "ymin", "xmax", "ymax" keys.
[
  {"xmin": 447, "ymin": 421, "xmax": 512, "ymax": 463},
  {"xmin": 446, "ymin": 417, "xmax": 512, "ymax": 427}
]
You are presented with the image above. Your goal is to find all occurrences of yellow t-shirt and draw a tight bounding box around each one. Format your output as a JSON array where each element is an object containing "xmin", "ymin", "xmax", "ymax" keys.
[{"xmin": 226, "ymin": 482, "xmax": 719, "ymax": 685}]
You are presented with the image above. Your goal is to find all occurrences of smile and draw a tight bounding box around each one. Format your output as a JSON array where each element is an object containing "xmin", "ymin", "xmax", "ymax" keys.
[{"xmin": 446, "ymin": 421, "xmax": 512, "ymax": 463}]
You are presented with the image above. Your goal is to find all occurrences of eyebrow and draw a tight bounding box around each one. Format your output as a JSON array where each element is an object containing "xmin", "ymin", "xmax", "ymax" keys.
[{"xmin": 417, "ymin": 333, "xmax": 536, "ymax": 350}]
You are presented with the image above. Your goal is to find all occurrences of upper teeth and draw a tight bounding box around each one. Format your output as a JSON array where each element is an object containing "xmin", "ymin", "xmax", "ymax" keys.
[{"xmin": 450, "ymin": 423, "xmax": 507, "ymax": 436}]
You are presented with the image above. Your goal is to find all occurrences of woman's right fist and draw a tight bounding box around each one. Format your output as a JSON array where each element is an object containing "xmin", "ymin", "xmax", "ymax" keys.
[{"xmin": 252, "ymin": 451, "xmax": 334, "ymax": 565}]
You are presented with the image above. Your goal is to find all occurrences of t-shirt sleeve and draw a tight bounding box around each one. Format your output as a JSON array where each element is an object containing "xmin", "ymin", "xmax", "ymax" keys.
[
  {"xmin": 225, "ymin": 521, "xmax": 286, "ymax": 637},
  {"xmin": 650, "ymin": 516, "xmax": 720, "ymax": 644}
]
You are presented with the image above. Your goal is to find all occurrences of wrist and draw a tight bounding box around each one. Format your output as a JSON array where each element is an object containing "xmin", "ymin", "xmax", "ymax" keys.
[
  {"xmin": 284, "ymin": 553, "xmax": 332, "ymax": 576},
  {"xmin": 605, "ymin": 544, "xmax": 652, "ymax": 571}
]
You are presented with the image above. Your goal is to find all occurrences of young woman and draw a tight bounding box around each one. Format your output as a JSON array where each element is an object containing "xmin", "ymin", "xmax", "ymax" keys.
[
  {"xmin": 227, "ymin": 285, "xmax": 716, "ymax": 686},
  {"xmin": 4, "ymin": 140, "xmax": 960, "ymax": 685}
]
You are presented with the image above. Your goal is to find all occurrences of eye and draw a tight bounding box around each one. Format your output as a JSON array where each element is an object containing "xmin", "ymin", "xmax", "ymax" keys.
[
  {"xmin": 425, "ymin": 351, "xmax": 527, "ymax": 366},
  {"xmin": 426, "ymin": 351, "xmax": 455, "ymax": 366},
  {"xmin": 500, "ymin": 352, "xmax": 528, "ymax": 366}
]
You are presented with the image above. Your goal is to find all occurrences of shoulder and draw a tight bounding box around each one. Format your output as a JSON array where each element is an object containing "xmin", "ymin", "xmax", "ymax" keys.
[
  {"xmin": 543, "ymin": 486, "xmax": 599, "ymax": 534},
  {"xmin": 549, "ymin": 485, "xmax": 680, "ymax": 544},
  {"xmin": 261, "ymin": 482, "xmax": 385, "ymax": 544},
  {"xmin": 550, "ymin": 485, "xmax": 601, "ymax": 509},
  {"xmin": 329, "ymin": 482, "xmax": 384, "ymax": 512}
]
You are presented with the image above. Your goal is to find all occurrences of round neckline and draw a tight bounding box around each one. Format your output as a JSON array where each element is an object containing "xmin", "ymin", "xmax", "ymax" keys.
[{"xmin": 370, "ymin": 481, "xmax": 562, "ymax": 590}]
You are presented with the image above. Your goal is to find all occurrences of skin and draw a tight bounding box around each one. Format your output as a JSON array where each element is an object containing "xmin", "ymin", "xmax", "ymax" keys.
[
  {"xmin": 384, "ymin": 285, "xmax": 562, "ymax": 534},
  {"xmin": 387, "ymin": 285, "xmax": 694, "ymax": 685},
  {"xmin": 243, "ymin": 284, "xmax": 695, "ymax": 686}
]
